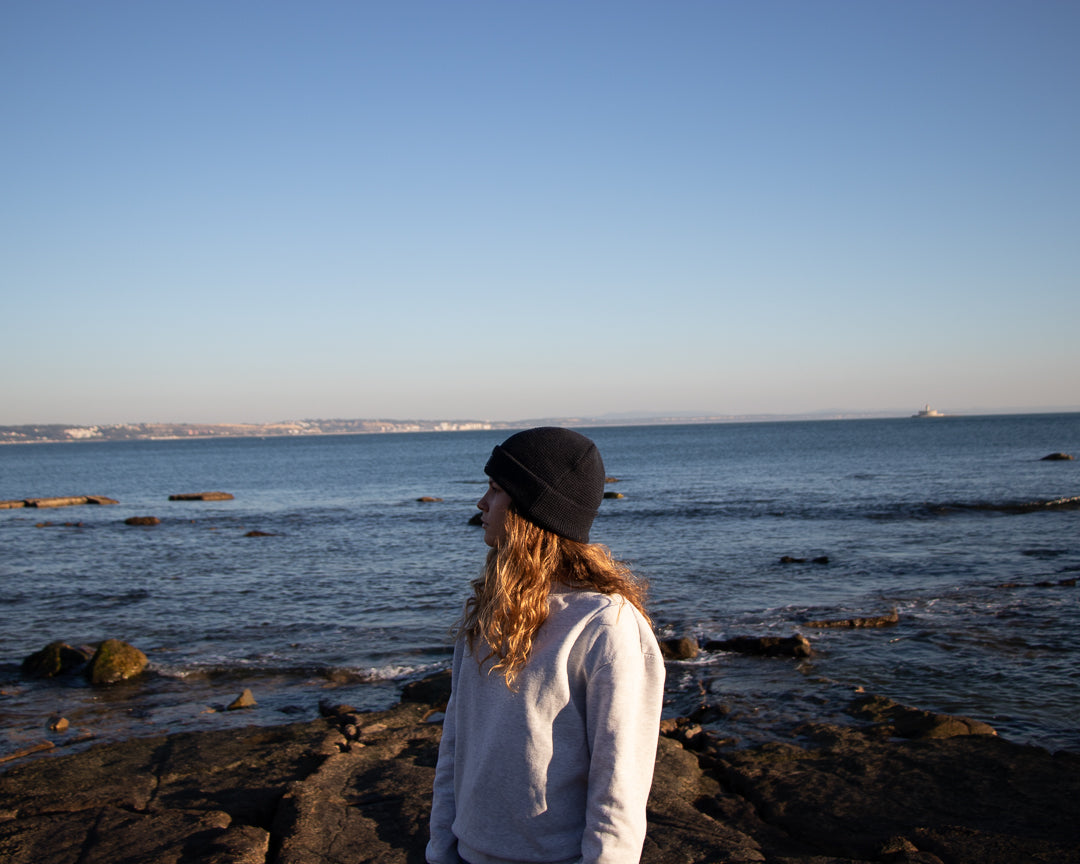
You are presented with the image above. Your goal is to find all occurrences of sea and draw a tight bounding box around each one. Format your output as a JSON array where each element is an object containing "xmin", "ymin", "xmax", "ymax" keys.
[{"xmin": 2, "ymin": 414, "xmax": 1078, "ymax": 762}]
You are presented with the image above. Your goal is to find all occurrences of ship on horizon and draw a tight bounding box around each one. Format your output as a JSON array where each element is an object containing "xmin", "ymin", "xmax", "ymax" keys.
[{"xmin": 912, "ymin": 404, "xmax": 945, "ymax": 418}]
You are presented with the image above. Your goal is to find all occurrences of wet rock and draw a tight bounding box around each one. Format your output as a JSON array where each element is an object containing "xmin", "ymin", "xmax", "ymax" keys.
[
  {"xmin": 47, "ymin": 716, "xmax": 69, "ymax": 733},
  {"xmin": 25, "ymin": 496, "xmax": 91, "ymax": 508},
  {"xmin": 22, "ymin": 495, "xmax": 118, "ymax": 508},
  {"xmin": 168, "ymin": 491, "xmax": 235, "ymax": 501},
  {"xmin": 660, "ymin": 636, "xmax": 700, "ymax": 660},
  {"xmin": 416, "ymin": 496, "xmax": 443, "ymax": 502},
  {"xmin": 704, "ymin": 634, "xmax": 813, "ymax": 658},
  {"xmin": 644, "ymin": 736, "xmax": 767, "ymax": 862},
  {"xmin": 467, "ymin": 512, "xmax": 483, "ymax": 526},
  {"xmin": 805, "ymin": 609, "xmax": 899, "ymax": 629},
  {"xmin": 2, "ymin": 691, "xmax": 1079, "ymax": 864},
  {"xmin": 21, "ymin": 642, "xmax": 92, "ymax": 679},
  {"xmin": 124, "ymin": 516, "xmax": 161, "ymax": 526},
  {"xmin": 780, "ymin": 555, "xmax": 829, "ymax": 565},
  {"xmin": 713, "ymin": 715, "xmax": 1078, "ymax": 864},
  {"xmin": 603, "ymin": 491, "xmax": 625, "ymax": 499},
  {"xmin": 1040, "ymin": 452, "xmax": 1074, "ymax": 460},
  {"xmin": 227, "ymin": 689, "xmax": 257, "ymax": 711},
  {"xmin": 0, "ymin": 740, "xmax": 55, "ymax": 765},
  {"xmin": 317, "ymin": 699, "xmax": 359, "ymax": 718},
  {"xmin": 243, "ymin": 530, "xmax": 275, "ymax": 537},
  {"xmin": 0, "ymin": 500, "xmax": 26, "ymax": 509},
  {"xmin": 86, "ymin": 639, "xmax": 148, "ymax": 685},
  {"xmin": 400, "ymin": 668, "xmax": 452, "ymax": 707},
  {"xmin": 688, "ymin": 703, "xmax": 732, "ymax": 725},
  {"xmin": 847, "ymin": 695, "xmax": 997, "ymax": 739}
]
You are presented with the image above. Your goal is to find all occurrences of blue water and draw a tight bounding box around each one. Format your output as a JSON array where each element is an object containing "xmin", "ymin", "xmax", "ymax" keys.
[{"xmin": 2, "ymin": 414, "xmax": 1078, "ymax": 759}]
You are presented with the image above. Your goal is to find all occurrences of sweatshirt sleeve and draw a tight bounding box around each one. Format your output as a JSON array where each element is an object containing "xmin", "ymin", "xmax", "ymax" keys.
[
  {"xmin": 426, "ymin": 646, "xmax": 463, "ymax": 864},
  {"xmin": 581, "ymin": 607, "xmax": 665, "ymax": 864}
]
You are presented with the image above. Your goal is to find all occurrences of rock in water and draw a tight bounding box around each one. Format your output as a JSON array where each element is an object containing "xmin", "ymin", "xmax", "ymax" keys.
[
  {"xmin": 659, "ymin": 637, "xmax": 700, "ymax": 660},
  {"xmin": 805, "ymin": 609, "xmax": 900, "ymax": 628},
  {"xmin": 400, "ymin": 669, "xmax": 453, "ymax": 707},
  {"xmin": 704, "ymin": 634, "xmax": 813, "ymax": 658},
  {"xmin": 86, "ymin": 639, "xmax": 148, "ymax": 685},
  {"xmin": 21, "ymin": 641, "xmax": 91, "ymax": 678},
  {"xmin": 227, "ymin": 689, "xmax": 258, "ymax": 710}
]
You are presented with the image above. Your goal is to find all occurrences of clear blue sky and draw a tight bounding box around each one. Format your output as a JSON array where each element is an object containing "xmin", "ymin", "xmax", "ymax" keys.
[{"xmin": 3, "ymin": 1, "xmax": 1078, "ymax": 425}]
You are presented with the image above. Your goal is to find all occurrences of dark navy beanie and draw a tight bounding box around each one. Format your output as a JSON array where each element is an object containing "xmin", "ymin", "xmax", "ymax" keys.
[{"xmin": 484, "ymin": 427, "xmax": 605, "ymax": 543}]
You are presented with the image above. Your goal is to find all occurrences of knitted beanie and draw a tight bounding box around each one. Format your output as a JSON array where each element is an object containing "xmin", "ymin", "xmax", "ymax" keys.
[{"xmin": 484, "ymin": 427, "xmax": 605, "ymax": 543}]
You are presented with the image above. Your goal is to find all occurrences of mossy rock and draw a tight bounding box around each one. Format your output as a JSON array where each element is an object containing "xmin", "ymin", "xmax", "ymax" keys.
[
  {"xmin": 86, "ymin": 639, "xmax": 148, "ymax": 685},
  {"xmin": 21, "ymin": 641, "xmax": 91, "ymax": 678}
]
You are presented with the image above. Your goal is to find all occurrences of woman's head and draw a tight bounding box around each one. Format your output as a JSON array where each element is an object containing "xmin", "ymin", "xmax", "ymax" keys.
[
  {"xmin": 463, "ymin": 429, "xmax": 648, "ymax": 685},
  {"xmin": 480, "ymin": 426, "xmax": 605, "ymax": 545}
]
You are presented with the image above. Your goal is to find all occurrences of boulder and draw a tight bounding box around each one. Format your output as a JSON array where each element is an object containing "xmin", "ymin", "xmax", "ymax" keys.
[
  {"xmin": 603, "ymin": 491, "xmax": 625, "ymax": 499},
  {"xmin": 660, "ymin": 637, "xmax": 700, "ymax": 661},
  {"xmin": 704, "ymin": 634, "xmax": 812, "ymax": 658},
  {"xmin": 400, "ymin": 668, "xmax": 453, "ymax": 707},
  {"xmin": 168, "ymin": 492, "xmax": 235, "ymax": 501},
  {"xmin": 21, "ymin": 641, "xmax": 92, "ymax": 678},
  {"xmin": 416, "ymin": 496, "xmax": 443, "ymax": 503},
  {"xmin": 124, "ymin": 516, "xmax": 161, "ymax": 526},
  {"xmin": 1040, "ymin": 452, "xmax": 1074, "ymax": 461},
  {"xmin": 227, "ymin": 689, "xmax": 257, "ymax": 711},
  {"xmin": 86, "ymin": 639, "xmax": 148, "ymax": 685}
]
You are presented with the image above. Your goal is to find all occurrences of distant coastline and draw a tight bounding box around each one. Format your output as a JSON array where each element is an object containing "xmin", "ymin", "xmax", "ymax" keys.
[
  {"xmin": 0, "ymin": 413, "xmax": 889, "ymax": 444},
  {"xmin": 2, "ymin": 409, "xmax": 1076, "ymax": 444}
]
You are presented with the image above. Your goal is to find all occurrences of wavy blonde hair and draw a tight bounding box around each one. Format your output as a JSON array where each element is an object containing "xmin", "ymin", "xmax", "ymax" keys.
[{"xmin": 459, "ymin": 507, "xmax": 649, "ymax": 688}]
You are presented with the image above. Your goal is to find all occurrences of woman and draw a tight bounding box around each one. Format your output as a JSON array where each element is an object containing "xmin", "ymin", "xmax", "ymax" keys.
[{"xmin": 427, "ymin": 427, "xmax": 665, "ymax": 864}]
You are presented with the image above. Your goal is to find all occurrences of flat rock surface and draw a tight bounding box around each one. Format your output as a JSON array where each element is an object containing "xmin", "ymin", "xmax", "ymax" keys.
[{"xmin": 2, "ymin": 701, "xmax": 1079, "ymax": 864}]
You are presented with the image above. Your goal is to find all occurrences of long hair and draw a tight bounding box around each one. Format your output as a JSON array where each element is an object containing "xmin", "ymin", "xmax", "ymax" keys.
[{"xmin": 459, "ymin": 507, "xmax": 649, "ymax": 687}]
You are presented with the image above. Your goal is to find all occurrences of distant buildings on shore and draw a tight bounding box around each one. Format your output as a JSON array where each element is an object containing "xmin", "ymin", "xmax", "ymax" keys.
[{"xmin": 0, "ymin": 418, "xmax": 499, "ymax": 444}]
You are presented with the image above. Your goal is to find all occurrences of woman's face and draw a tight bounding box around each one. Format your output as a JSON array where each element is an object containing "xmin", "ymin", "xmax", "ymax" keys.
[{"xmin": 477, "ymin": 480, "xmax": 513, "ymax": 547}]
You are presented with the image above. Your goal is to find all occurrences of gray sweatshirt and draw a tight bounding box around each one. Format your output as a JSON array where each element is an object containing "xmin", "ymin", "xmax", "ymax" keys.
[{"xmin": 426, "ymin": 588, "xmax": 665, "ymax": 864}]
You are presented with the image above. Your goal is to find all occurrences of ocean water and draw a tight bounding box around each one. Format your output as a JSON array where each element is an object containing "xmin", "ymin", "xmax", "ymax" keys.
[{"xmin": 2, "ymin": 414, "xmax": 1078, "ymax": 760}]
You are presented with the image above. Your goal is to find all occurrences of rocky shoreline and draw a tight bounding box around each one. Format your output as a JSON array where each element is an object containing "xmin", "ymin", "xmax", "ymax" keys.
[{"xmin": 2, "ymin": 671, "xmax": 1078, "ymax": 864}]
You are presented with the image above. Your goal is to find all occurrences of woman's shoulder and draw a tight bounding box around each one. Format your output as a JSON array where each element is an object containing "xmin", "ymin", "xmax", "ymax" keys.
[
  {"xmin": 550, "ymin": 585, "xmax": 622, "ymax": 614},
  {"xmin": 550, "ymin": 587, "xmax": 650, "ymax": 633}
]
